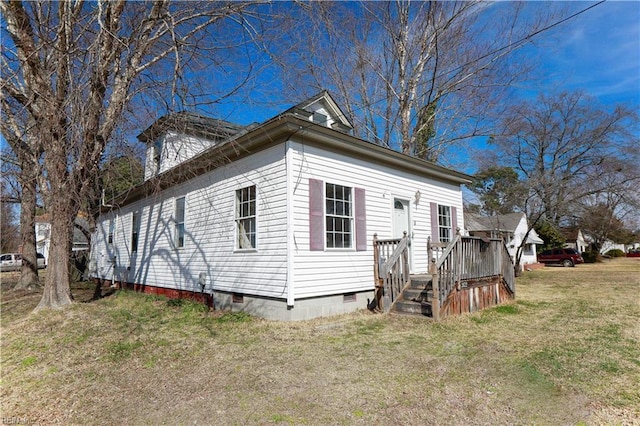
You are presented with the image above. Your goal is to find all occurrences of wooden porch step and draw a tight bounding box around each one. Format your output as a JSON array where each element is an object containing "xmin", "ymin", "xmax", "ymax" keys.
[
  {"xmin": 402, "ymin": 288, "xmax": 433, "ymax": 303},
  {"xmin": 390, "ymin": 274, "xmax": 434, "ymax": 317},
  {"xmin": 409, "ymin": 274, "xmax": 433, "ymax": 289},
  {"xmin": 394, "ymin": 300, "xmax": 433, "ymax": 317}
]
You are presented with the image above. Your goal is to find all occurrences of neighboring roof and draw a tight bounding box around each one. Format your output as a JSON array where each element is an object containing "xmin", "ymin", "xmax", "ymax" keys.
[
  {"xmin": 104, "ymin": 91, "xmax": 473, "ymax": 211},
  {"xmin": 35, "ymin": 213, "xmax": 50, "ymax": 223},
  {"xmin": 465, "ymin": 212, "xmax": 526, "ymax": 233},
  {"xmin": 560, "ymin": 227, "xmax": 582, "ymax": 240},
  {"xmin": 137, "ymin": 111, "xmax": 248, "ymax": 144},
  {"xmin": 525, "ymin": 233, "xmax": 544, "ymax": 245}
]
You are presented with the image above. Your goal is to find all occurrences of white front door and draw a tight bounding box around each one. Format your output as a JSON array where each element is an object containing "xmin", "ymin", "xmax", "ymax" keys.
[{"xmin": 392, "ymin": 198, "xmax": 412, "ymax": 271}]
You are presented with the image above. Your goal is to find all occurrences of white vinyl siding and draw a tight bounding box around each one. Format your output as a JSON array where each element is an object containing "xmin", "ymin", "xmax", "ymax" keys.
[
  {"xmin": 290, "ymin": 140, "xmax": 464, "ymax": 299},
  {"xmin": 92, "ymin": 133, "xmax": 465, "ymax": 306},
  {"xmin": 92, "ymin": 145, "xmax": 288, "ymax": 299},
  {"xmin": 145, "ymin": 132, "xmax": 219, "ymax": 180}
]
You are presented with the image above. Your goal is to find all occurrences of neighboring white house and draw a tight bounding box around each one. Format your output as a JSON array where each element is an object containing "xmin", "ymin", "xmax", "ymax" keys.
[
  {"xmin": 464, "ymin": 212, "xmax": 543, "ymax": 270},
  {"xmin": 90, "ymin": 91, "xmax": 472, "ymax": 321},
  {"xmin": 561, "ymin": 227, "xmax": 588, "ymax": 254},
  {"xmin": 600, "ymin": 240, "xmax": 627, "ymax": 254},
  {"xmin": 36, "ymin": 214, "xmax": 90, "ymax": 265}
]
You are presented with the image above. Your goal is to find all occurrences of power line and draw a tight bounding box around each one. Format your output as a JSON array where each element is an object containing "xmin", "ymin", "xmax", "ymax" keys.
[{"xmin": 313, "ymin": 0, "xmax": 607, "ymax": 132}]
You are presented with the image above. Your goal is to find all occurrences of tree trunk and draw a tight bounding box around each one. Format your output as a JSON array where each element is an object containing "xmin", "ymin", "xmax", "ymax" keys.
[
  {"xmin": 35, "ymin": 201, "xmax": 74, "ymax": 310},
  {"xmin": 14, "ymin": 173, "xmax": 40, "ymax": 290}
]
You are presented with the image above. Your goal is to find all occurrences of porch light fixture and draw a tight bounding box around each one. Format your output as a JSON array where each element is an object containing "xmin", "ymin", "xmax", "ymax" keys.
[{"xmin": 414, "ymin": 190, "xmax": 421, "ymax": 204}]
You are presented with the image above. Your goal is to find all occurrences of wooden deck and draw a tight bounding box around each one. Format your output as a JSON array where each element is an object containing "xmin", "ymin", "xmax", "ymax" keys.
[{"xmin": 373, "ymin": 233, "xmax": 515, "ymax": 319}]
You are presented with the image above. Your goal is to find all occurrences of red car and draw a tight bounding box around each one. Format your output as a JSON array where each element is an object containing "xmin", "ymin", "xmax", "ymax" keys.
[{"xmin": 538, "ymin": 248, "xmax": 584, "ymax": 267}]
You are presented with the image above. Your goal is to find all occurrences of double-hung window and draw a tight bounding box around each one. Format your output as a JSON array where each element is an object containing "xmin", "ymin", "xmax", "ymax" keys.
[
  {"xmin": 438, "ymin": 205, "xmax": 452, "ymax": 243},
  {"xmin": 325, "ymin": 183, "xmax": 353, "ymax": 248},
  {"xmin": 175, "ymin": 197, "xmax": 185, "ymax": 248},
  {"xmin": 131, "ymin": 212, "xmax": 140, "ymax": 252},
  {"xmin": 236, "ymin": 185, "xmax": 256, "ymax": 249},
  {"xmin": 108, "ymin": 219, "xmax": 115, "ymax": 246}
]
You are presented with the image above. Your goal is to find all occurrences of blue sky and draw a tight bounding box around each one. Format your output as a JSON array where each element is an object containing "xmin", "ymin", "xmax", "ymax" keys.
[
  {"xmin": 518, "ymin": 1, "xmax": 639, "ymax": 109},
  {"xmin": 2, "ymin": 2, "xmax": 638, "ymax": 150}
]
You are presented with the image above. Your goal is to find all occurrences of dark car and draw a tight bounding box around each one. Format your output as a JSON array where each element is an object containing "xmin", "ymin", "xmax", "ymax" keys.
[{"xmin": 538, "ymin": 248, "xmax": 584, "ymax": 267}]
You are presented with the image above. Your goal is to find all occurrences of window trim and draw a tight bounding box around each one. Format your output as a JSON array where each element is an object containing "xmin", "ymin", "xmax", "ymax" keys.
[
  {"xmin": 325, "ymin": 182, "xmax": 354, "ymax": 250},
  {"xmin": 438, "ymin": 204, "xmax": 452, "ymax": 243},
  {"xmin": 235, "ymin": 185, "xmax": 257, "ymax": 251},
  {"xmin": 175, "ymin": 196, "xmax": 186, "ymax": 249}
]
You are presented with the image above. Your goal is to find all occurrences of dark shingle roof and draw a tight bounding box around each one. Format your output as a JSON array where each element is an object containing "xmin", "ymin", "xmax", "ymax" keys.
[
  {"xmin": 137, "ymin": 112, "xmax": 246, "ymax": 143},
  {"xmin": 464, "ymin": 212, "xmax": 525, "ymax": 232}
]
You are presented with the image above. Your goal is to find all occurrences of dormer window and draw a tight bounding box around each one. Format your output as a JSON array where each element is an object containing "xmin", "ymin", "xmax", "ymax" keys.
[{"xmin": 312, "ymin": 111, "xmax": 328, "ymax": 126}]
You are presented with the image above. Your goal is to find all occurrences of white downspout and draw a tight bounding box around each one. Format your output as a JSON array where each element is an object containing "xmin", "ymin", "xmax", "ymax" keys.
[{"xmin": 285, "ymin": 141, "xmax": 295, "ymax": 307}]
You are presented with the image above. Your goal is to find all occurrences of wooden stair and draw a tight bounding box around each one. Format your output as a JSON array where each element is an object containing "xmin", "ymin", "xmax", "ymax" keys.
[{"xmin": 392, "ymin": 274, "xmax": 434, "ymax": 317}]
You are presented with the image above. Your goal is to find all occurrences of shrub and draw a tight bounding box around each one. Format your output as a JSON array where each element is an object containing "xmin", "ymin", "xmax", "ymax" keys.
[
  {"xmin": 582, "ymin": 251, "xmax": 598, "ymax": 263},
  {"xmin": 605, "ymin": 249, "xmax": 626, "ymax": 258}
]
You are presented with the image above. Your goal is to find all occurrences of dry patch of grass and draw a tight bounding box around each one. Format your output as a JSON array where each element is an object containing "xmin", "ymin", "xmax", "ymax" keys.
[{"xmin": 1, "ymin": 258, "xmax": 639, "ymax": 424}]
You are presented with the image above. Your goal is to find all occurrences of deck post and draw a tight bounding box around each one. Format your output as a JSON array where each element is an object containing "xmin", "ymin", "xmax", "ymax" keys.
[
  {"xmin": 373, "ymin": 233, "xmax": 382, "ymax": 311},
  {"xmin": 373, "ymin": 233, "xmax": 380, "ymax": 283},
  {"xmin": 432, "ymin": 272, "xmax": 440, "ymax": 321},
  {"xmin": 402, "ymin": 231, "xmax": 409, "ymax": 281}
]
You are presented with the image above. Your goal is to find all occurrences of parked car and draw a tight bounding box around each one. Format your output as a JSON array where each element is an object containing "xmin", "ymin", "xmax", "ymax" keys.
[
  {"xmin": 538, "ymin": 248, "xmax": 584, "ymax": 267},
  {"xmin": 0, "ymin": 253, "xmax": 46, "ymax": 272}
]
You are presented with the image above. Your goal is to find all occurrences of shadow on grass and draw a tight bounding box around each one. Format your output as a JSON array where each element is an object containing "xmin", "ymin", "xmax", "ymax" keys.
[{"xmin": 82, "ymin": 281, "xmax": 118, "ymax": 303}]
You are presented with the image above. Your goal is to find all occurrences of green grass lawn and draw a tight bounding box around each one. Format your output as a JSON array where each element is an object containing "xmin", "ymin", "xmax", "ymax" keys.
[{"xmin": 1, "ymin": 258, "xmax": 639, "ymax": 424}]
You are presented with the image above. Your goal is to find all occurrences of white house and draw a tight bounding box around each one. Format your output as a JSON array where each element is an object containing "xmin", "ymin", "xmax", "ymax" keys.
[
  {"xmin": 464, "ymin": 212, "xmax": 543, "ymax": 269},
  {"xmin": 561, "ymin": 227, "xmax": 588, "ymax": 254},
  {"xmin": 90, "ymin": 91, "xmax": 472, "ymax": 321},
  {"xmin": 599, "ymin": 240, "xmax": 627, "ymax": 255},
  {"xmin": 36, "ymin": 214, "xmax": 90, "ymax": 265}
]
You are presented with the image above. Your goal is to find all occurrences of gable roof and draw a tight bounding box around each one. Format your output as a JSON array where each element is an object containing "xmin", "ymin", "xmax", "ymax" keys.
[
  {"xmin": 281, "ymin": 90, "xmax": 353, "ymax": 131},
  {"xmin": 465, "ymin": 212, "xmax": 526, "ymax": 233},
  {"xmin": 560, "ymin": 227, "xmax": 582, "ymax": 241},
  {"xmin": 103, "ymin": 91, "xmax": 472, "ymax": 211}
]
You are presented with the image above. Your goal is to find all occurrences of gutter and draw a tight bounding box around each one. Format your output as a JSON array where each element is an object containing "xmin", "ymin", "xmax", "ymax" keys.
[{"xmin": 101, "ymin": 113, "xmax": 472, "ymax": 212}]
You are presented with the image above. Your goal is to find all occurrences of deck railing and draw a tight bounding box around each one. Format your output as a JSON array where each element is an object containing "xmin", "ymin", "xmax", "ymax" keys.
[
  {"xmin": 429, "ymin": 235, "xmax": 515, "ymax": 320},
  {"xmin": 373, "ymin": 232, "xmax": 410, "ymax": 312}
]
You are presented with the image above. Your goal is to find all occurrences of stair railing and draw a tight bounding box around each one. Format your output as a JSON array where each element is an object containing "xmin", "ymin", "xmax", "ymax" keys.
[
  {"xmin": 373, "ymin": 232, "xmax": 410, "ymax": 312},
  {"xmin": 430, "ymin": 235, "xmax": 516, "ymax": 320},
  {"xmin": 429, "ymin": 234, "xmax": 461, "ymax": 320},
  {"xmin": 500, "ymin": 240, "xmax": 516, "ymax": 294}
]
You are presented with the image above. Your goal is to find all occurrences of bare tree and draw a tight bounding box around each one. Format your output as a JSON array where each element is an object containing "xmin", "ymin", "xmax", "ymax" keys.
[
  {"xmin": 489, "ymin": 91, "xmax": 639, "ymax": 266},
  {"xmin": 1, "ymin": 181, "xmax": 20, "ymax": 253},
  {"xmin": 0, "ymin": 121, "xmax": 42, "ymax": 289},
  {"xmin": 1, "ymin": 1, "xmax": 265, "ymax": 309},
  {"xmin": 279, "ymin": 1, "xmax": 563, "ymax": 162}
]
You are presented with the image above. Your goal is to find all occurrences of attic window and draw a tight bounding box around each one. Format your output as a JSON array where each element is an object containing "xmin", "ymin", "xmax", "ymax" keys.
[{"xmin": 312, "ymin": 111, "xmax": 327, "ymax": 126}]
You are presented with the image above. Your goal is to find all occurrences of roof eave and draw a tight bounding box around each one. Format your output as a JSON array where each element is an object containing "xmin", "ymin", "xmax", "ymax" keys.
[{"xmin": 105, "ymin": 114, "xmax": 471, "ymax": 211}]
